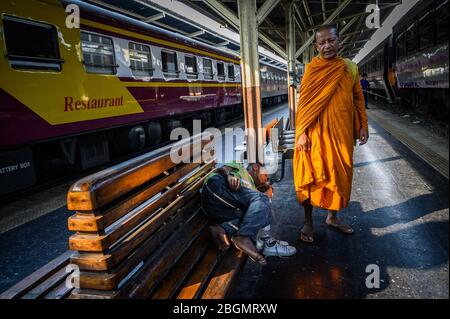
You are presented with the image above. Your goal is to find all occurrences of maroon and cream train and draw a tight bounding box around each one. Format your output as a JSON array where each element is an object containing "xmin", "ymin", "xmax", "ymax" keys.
[{"xmin": 0, "ymin": 0, "xmax": 288, "ymax": 195}]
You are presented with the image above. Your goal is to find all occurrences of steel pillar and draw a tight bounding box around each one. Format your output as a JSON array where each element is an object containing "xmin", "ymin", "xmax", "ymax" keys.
[
  {"xmin": 237, "ymin": 0, "xmax": 264, "ymax": 164},
  {"xmin": 286, "ymin": 1, "xmax": 297, "ymax": 130}
]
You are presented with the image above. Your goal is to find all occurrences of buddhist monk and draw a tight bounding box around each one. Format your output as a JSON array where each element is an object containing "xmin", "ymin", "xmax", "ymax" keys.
[{"xmin": 293, "ymin": 25, "xmax": 369, "ymax": 243}]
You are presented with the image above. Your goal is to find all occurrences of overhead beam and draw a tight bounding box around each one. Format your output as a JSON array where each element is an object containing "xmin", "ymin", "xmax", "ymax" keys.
[
  {"xmin": 321, "ymin": 0, "xmax": 326, "ymax": 21},
  {"xmin": 295, "ymin": 0, "xmax": 352, "ymax": 58},
  {"xmin": 293, "ymin": 3, "xmax": 309, "ymax": 32},
  {"xmin": 339, "ymin": 15, "xmax": 366, "ymax": 56},
  {"xmin": 304, "ymin": 11, "xmax": 371, "ymax": 32},
  {"xmin": 202, "ymin": 0, "xmax": 240, "ymax": 28},
  {"xmin": 202, "ymin": 0, "xmax": 287, "ymax": 59},
  {"xmin": 256, "ymin": 0, "xmax": 280, "ymax": 26},
  {"xmin": 259, "ymin": 32, "xmax": 288, "ymax": 59},
  {"xmin": 339, "ymin": 16, "xmax": 359, "ymax": 36},
  {"xmin": 302, "ymin": 0, "xmax": 315, "ymax": 28},
  {"xmin": 263, "ymin": 18, "xmax": 286, "ymax": 42}
]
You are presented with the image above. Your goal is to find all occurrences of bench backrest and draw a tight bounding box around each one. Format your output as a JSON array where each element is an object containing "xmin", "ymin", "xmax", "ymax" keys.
[
  {"xmin": 1, "ymin": 135, "xmax": 248, "ymax": 299},
  {"xmin": 270, "ymin": 118, "xmax": 284, "ymax": 153},
  {"xmin": 67, "ymin": 136, "xmax": 217, "ymax": 298},
  {"xmin": 0, "ymin": 251, "xmax": 73, "ymax": 299},
  {"xmin": 264, "ymin": 118, "xmax": 279, "ymax": 145}
]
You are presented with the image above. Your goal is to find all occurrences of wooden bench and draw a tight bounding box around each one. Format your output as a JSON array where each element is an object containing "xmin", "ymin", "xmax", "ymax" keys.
[
  {"xmin": 1, "ymin": 136, "xmax": 247, "ymax": 299},
  {"xmin": 0, "ymin": 251, "xmax": 74, "ymax": 299}
]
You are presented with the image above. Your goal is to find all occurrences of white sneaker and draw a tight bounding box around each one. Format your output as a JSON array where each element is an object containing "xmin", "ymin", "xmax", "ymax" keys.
[{"xmin": 256, "ymin": 236, "xmax": 296, "ymax": 257}]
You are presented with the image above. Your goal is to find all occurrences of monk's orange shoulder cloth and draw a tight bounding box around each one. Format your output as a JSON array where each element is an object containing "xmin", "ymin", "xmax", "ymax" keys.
[{"xmin": 295, "ymin": 57, "xmax": 347, "ymax": 135}]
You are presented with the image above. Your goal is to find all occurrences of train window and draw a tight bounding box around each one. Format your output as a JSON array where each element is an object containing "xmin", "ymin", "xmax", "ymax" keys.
[
  {"xmin": 2, "ymin": 16, "xmax": 62, "ymax": 71},
  {"xmin": 405, "ymin": 27, "xmax": 417, "ymax": 55},
  {"xmin": 217, "ymin": 62, "xmax": 225, "ymax": 80},
  {"xmin": 228, "ymin": 64, "xmax": 235, "ymax": 81},
  {"xmin": 397, "ymin": 33, "xmax": 406, "ymax": 59},
  {"xmin": 161, "ymin": 50, "xmax": 179, "ymax": 77},
  {"xmin": 184, "ymin": 55, "xmax": 198, "ymax": 79},
  {"xmin": 418, "ymin": 13, "xmax": 434, "ymax": 50},
  {"xmin": 436, "ymin": 3, "xmax": 449, "ymax": 44},
  {"xmin": 261, "ymin": 71, "xmax": 267, "ymax": 83},
  {"xmin": 129, "ymin": 42, "xmax": 153, "ymax": 76},
  {"xmin": 81, "ymin": 32, "xmax": 117, "ymax": 74},
  {"xmin": 203, "ymin": 58, "xmax": 213, "ymax": 80}
]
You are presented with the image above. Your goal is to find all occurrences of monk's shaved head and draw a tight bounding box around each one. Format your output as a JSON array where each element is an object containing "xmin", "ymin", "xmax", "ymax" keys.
[
  {"xmin": 314, "ymin": 25, "xmax": 340, "ymax": 59},
  {"xmin": 314, "ymin": 25, "xmax": 339, "ymax": 42}
]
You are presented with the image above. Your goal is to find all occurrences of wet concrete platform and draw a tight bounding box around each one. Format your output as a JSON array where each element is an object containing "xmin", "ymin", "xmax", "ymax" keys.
[
  {"xmin": 229, "ymin": 117, "xmax": 449, "ymax": 299},
  {"xmin": 0, "ymin": 103, "xmax": 448, "ymax": 298}
]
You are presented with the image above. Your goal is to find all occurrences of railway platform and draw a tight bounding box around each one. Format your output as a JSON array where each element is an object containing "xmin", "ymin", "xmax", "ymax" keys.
[
  {"xmin": 230, "ymin": 107, "xmax": 449, "ymax": 299},
  {"xmin": 0, "ymin": 103, "xmax": 448, "ymax": 299},
  {"xmin": 0, "ymin": 0, "xmax": 448, "ymax": 303}
]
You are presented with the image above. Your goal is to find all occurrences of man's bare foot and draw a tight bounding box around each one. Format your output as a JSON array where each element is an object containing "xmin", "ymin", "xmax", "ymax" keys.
[
  {"xmin": 231, "ymin": 236, "xmax": 267, "ymax": 266},
  {"xmin": 208, "ymin": 225, "xmax": 231, "ymax": 251},
  {"xmin": 326, "ymin": 215, "xmax": 354, "ymax": 234},
  {"xmin": 300, "ymin": 224, "xmax": 314, "ymax": 243}
]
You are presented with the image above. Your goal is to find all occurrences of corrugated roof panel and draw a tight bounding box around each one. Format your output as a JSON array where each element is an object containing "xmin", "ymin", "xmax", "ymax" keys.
[
  {"xmin": 196, "ymin": 32, "xmax": 226, "ymax": 44},
  {"xmin": 100, "ymin": 0, "xmax": 160, "ymax": 17},
  {"xmin": 157, "ymin": 15, "xmax": 200, "ymax": 34}
]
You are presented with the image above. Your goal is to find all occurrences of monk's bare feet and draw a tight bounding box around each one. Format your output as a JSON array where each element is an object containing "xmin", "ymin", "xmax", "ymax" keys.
[
  {"xmin": 300, "ymin": 224, "xmax": 314, "ymax": 243},
  {"xmin": 208, "ymin": 225, "xmax": 231, "ymax": 251},
  {"xmin": 231, "ymin": 236, "xmax": 267, "ymax": 266},
  {"xmin": 326, "ymin": 213, "xmax": 354, "ymax": 234}
]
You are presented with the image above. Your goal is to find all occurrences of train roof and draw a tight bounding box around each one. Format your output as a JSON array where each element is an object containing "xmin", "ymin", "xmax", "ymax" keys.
[
  {"xmin": 392, "ymin": 0, "xmax": 447, "ymax": 36},
  {"xmin": 65, "ymin": 0, "xmax": 240, "ymax": 63}
]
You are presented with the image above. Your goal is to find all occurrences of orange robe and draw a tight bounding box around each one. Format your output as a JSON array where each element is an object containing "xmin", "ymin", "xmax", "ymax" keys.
[{"xmin": 293, "ymin": 56, "xmax": 368, "ymax": 211}]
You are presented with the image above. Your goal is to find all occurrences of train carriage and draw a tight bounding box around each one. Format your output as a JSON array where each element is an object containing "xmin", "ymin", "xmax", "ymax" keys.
[
  {"xmin": 358, "ymin": 0, "xmax": 449, "ymax": 116},
  {"xmin": 0, "ymin": 0, "xmax": 288, "ymax": 195}
]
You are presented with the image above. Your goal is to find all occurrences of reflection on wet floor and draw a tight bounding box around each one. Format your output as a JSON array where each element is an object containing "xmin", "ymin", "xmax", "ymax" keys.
[{"xmin": 230, "ymin": 119, "xmax": 448, "ymax": 299}]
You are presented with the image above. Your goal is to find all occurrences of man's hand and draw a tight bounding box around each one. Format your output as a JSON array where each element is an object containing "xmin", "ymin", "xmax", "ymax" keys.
[
  {"xmin": 296, "ymin": 132, "xmax": 311, "ymax": 152},
  {"xmin": 359, "ymin": 127, "xmax": 369, "ymax": 145},
  {"xmin": 264, "ymin": 185, "xmax": 273, "ymax": 198},
  {"xmin": 227, "ymin": 175, "xmax": 240, "ymax": 191}
]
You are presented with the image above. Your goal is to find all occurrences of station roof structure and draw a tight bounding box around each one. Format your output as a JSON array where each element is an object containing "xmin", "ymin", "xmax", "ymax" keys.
[{"xmin": 83, "ymin": 0, "xmax": 401, "ymax": 63}]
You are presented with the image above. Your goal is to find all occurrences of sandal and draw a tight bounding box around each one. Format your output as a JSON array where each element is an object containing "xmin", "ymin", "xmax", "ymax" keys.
[
  {"xmin": 300, "ymin": 225, "xmax": 314, "ymax": 243},
  {"xmin": 300, "ymin": 231, "xmax": 314, "ymax": 243},
  {"xmin": 326, "ymin": 221, "xmax": 354, "ymax": 234}
]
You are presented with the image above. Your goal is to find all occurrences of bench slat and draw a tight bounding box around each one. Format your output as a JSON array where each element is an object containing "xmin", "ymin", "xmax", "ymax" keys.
[
  {"xmin": 77, "ymin": 204, "xmax": 207, "ymax": 292},
  {"xmin": 0, "ymin": 251, "xmax": 72, "ymax": 299},
  {"xmin": 22, "ymin": 267, "xmax": 70, "ymax": 299},
  {"xmin": 67, "ymin": 138, "xmax": 209, "ymax": 211},
  {"xmin": 68, "ymin": 162, "xmax": 201, "ymax": 232},
  {"xmin": 201, "ymin": 249, "xmax": 247, "ymax": 299},
  {"xmin": 70, "ymin": 196, "xmax": 201, "ymax": 271},
  {"xmin": 176, "ymin": 246, "xmax": 223, "ymax": 299},
  {"xmin": 150, "ymin": 232, "xmax": 210, "ymax": 299},
  {"xmin": 44, "ymin": 280, "xmax": 74, "ymax": 299},
  {"xmin": 68, "ymin": 163, "xmax": 213, "ymax": 252},
  {"xmin": 123, "ymin": 212, "xmax": 208, "ymax": 298}
]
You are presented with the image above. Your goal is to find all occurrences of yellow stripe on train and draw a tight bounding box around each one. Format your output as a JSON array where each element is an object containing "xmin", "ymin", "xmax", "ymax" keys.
[
  {"xmin": 0, "ymin": 0, "xmax": 144, "ymax": 125},
  {"xmin": 0, "ymin": 1, "xmax": 241, "ymax": 125}
]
